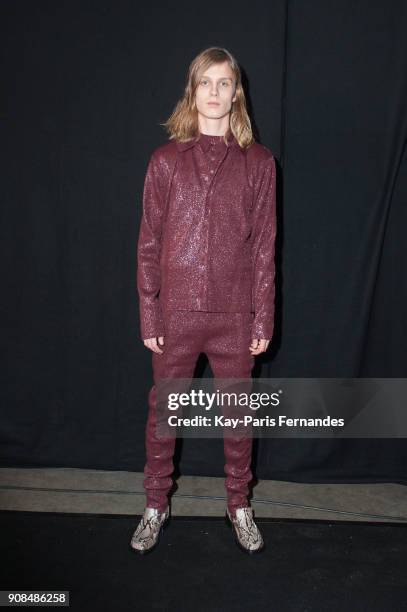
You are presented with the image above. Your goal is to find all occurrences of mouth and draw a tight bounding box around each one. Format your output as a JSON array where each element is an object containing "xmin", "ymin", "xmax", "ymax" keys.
[{"xmin": 207, "ymin": 102, "xmax": 220, "ymax": 106}]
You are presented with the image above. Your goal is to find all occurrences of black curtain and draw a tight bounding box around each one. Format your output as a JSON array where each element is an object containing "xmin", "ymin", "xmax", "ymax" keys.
[{"xmin": 1, "ymin": 0, "xmax": 406, "ymax": 483}]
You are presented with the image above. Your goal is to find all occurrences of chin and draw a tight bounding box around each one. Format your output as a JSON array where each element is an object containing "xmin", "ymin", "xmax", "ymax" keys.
[{"xmin": 199, "ymin": 111, "xmax": 221, "ymax": 119}]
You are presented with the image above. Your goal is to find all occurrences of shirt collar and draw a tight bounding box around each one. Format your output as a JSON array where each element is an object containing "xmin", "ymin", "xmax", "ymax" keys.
[{"xmin": 175, "ymin": 130, "xmax": 240, "ymax": 152}]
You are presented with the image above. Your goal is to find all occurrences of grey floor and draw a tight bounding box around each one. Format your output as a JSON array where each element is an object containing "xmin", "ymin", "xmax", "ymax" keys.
[{"xmin": 0, "ymin": 468, "xmax": 406, "ymax": 523}]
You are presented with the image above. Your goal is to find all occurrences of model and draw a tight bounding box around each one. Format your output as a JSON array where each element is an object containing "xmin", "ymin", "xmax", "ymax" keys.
[{"xmin": 130, "ymin": 46, "xmax": 276, "ymax": 555}]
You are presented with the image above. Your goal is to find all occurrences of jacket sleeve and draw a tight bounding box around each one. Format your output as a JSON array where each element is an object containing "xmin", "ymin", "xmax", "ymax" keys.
[
  {"xmin": 137, "ymin": 151, "xmax": 166, "ymax": 340},
  {"xmin": 251, "ymin": 153, "xmax": 277, "ymax": 340}
]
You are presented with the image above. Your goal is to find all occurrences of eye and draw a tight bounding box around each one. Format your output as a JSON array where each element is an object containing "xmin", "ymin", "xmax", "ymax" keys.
[
  {"xmin": 200, "ymin": 79, "xmax": 209, "ymax": 85},
  {"xmin": 221, "ymin": 81, "xmax": 230, "ymax": 86}
]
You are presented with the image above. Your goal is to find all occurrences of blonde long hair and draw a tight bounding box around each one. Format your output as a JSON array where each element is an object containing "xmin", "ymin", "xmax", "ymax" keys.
[{"xmin": 161, "ymin": 47, "xmax": 255, "ymax": 150}]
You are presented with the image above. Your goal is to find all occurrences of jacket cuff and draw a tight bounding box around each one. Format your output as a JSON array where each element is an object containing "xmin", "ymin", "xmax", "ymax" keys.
[
  {"xmin": 140, "ymin": 300, "xmax": 165, "ymax": 340},
  {"xmin": 251, "ymin": 314, "xmax": 274, "ymax": 341}
]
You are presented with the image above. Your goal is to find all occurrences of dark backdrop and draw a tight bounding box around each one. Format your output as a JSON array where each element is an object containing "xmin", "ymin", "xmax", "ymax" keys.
[{"xmin": 1, "ymin": 0, "xmax": 406, "ymax": 484}]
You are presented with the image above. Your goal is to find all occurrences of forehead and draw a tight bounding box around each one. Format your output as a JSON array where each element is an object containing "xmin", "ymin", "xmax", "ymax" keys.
[{"xmin": 200, "ymin": 61, "xmax": 234, "ymax": 79}]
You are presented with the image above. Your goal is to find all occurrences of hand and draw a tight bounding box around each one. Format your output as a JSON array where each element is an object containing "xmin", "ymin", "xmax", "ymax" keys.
[
  {"xmin": 249, "ymin": 338, "xmax": 270, "ymax": 355},
  {"xmin": 143, "ymin": 336, "xmax": 165, "ymax": 354}
]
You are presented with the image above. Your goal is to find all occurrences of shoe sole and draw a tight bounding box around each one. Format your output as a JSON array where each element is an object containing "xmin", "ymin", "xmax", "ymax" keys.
[
  {"xmin": 129, "ymin": 513, "xmax": 171, "ymax": 556},
  {"xmin": 224, "ymin": 511, "xmax": 265, "ymax": 555}
]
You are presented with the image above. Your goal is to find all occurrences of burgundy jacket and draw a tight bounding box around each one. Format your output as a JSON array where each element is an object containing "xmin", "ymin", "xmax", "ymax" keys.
[{"xmin": 137, "ymin": 130, "xmax": 277, "ymax": 341}]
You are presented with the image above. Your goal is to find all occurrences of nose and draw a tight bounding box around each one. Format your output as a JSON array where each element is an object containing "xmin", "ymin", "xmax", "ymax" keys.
[{"xmin": 210, "ymin": 83, "xmax": 219, "ymax": 96}]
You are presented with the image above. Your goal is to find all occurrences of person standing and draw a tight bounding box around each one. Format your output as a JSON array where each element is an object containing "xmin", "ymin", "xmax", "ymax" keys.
[{"xmin": 130, "ymin": 46, "xmax": 276, "ymax": 555}]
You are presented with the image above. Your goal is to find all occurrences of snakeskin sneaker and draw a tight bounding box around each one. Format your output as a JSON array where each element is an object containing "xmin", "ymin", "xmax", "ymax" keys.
[
  {"xmin": 130, "ymin": 506, "xmax": 170, "ymax": 555},
  {"xmin": 225, "ymin": 506, "xmax": 265, "ymax": 554}
]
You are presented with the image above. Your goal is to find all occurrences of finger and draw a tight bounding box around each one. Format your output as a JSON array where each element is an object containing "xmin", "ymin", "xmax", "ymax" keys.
[
  {"xmin": 250, "ymin": 339, "xmax": 267, "ymax": 355},
  {"xmin": 144, "ymin": 337, "xmax": 163, "ymax": 354},
  {"xmin": 250, "ymin": 338, "xmax": 259, "ymax": 349},
  {"xmin": 152, "ymin": 338, "xmax": 164, "ymax": 354},
  {"xmin": 155, "ymin": 336, "xmax": 165, "ymax": 354}
]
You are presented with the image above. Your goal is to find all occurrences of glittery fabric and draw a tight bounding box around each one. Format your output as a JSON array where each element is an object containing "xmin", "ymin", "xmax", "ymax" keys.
[
  {"xmin": 137, "ymin": 130, "xmax": 277, "ymax": 340},
  {"xmin": 143, "ymin": 310, "xmax": 255, "ymax": 515}
]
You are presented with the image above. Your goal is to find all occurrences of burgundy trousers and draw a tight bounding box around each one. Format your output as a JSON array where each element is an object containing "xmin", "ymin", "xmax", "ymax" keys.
[{"xmin": 143, "ymin": 310, "xmax": 255, "ymax": 517}]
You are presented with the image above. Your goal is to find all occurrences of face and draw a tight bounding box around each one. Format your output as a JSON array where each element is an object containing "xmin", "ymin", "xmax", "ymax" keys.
[{"xmin": 195, "ymin": 61, "xmax": 237, "ymax": 121}]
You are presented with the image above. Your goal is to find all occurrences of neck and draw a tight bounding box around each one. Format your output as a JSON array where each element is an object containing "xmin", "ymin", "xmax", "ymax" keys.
[{"xmin": 198, "ymin": 115, "xmax": 230, "ymax": 137}]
